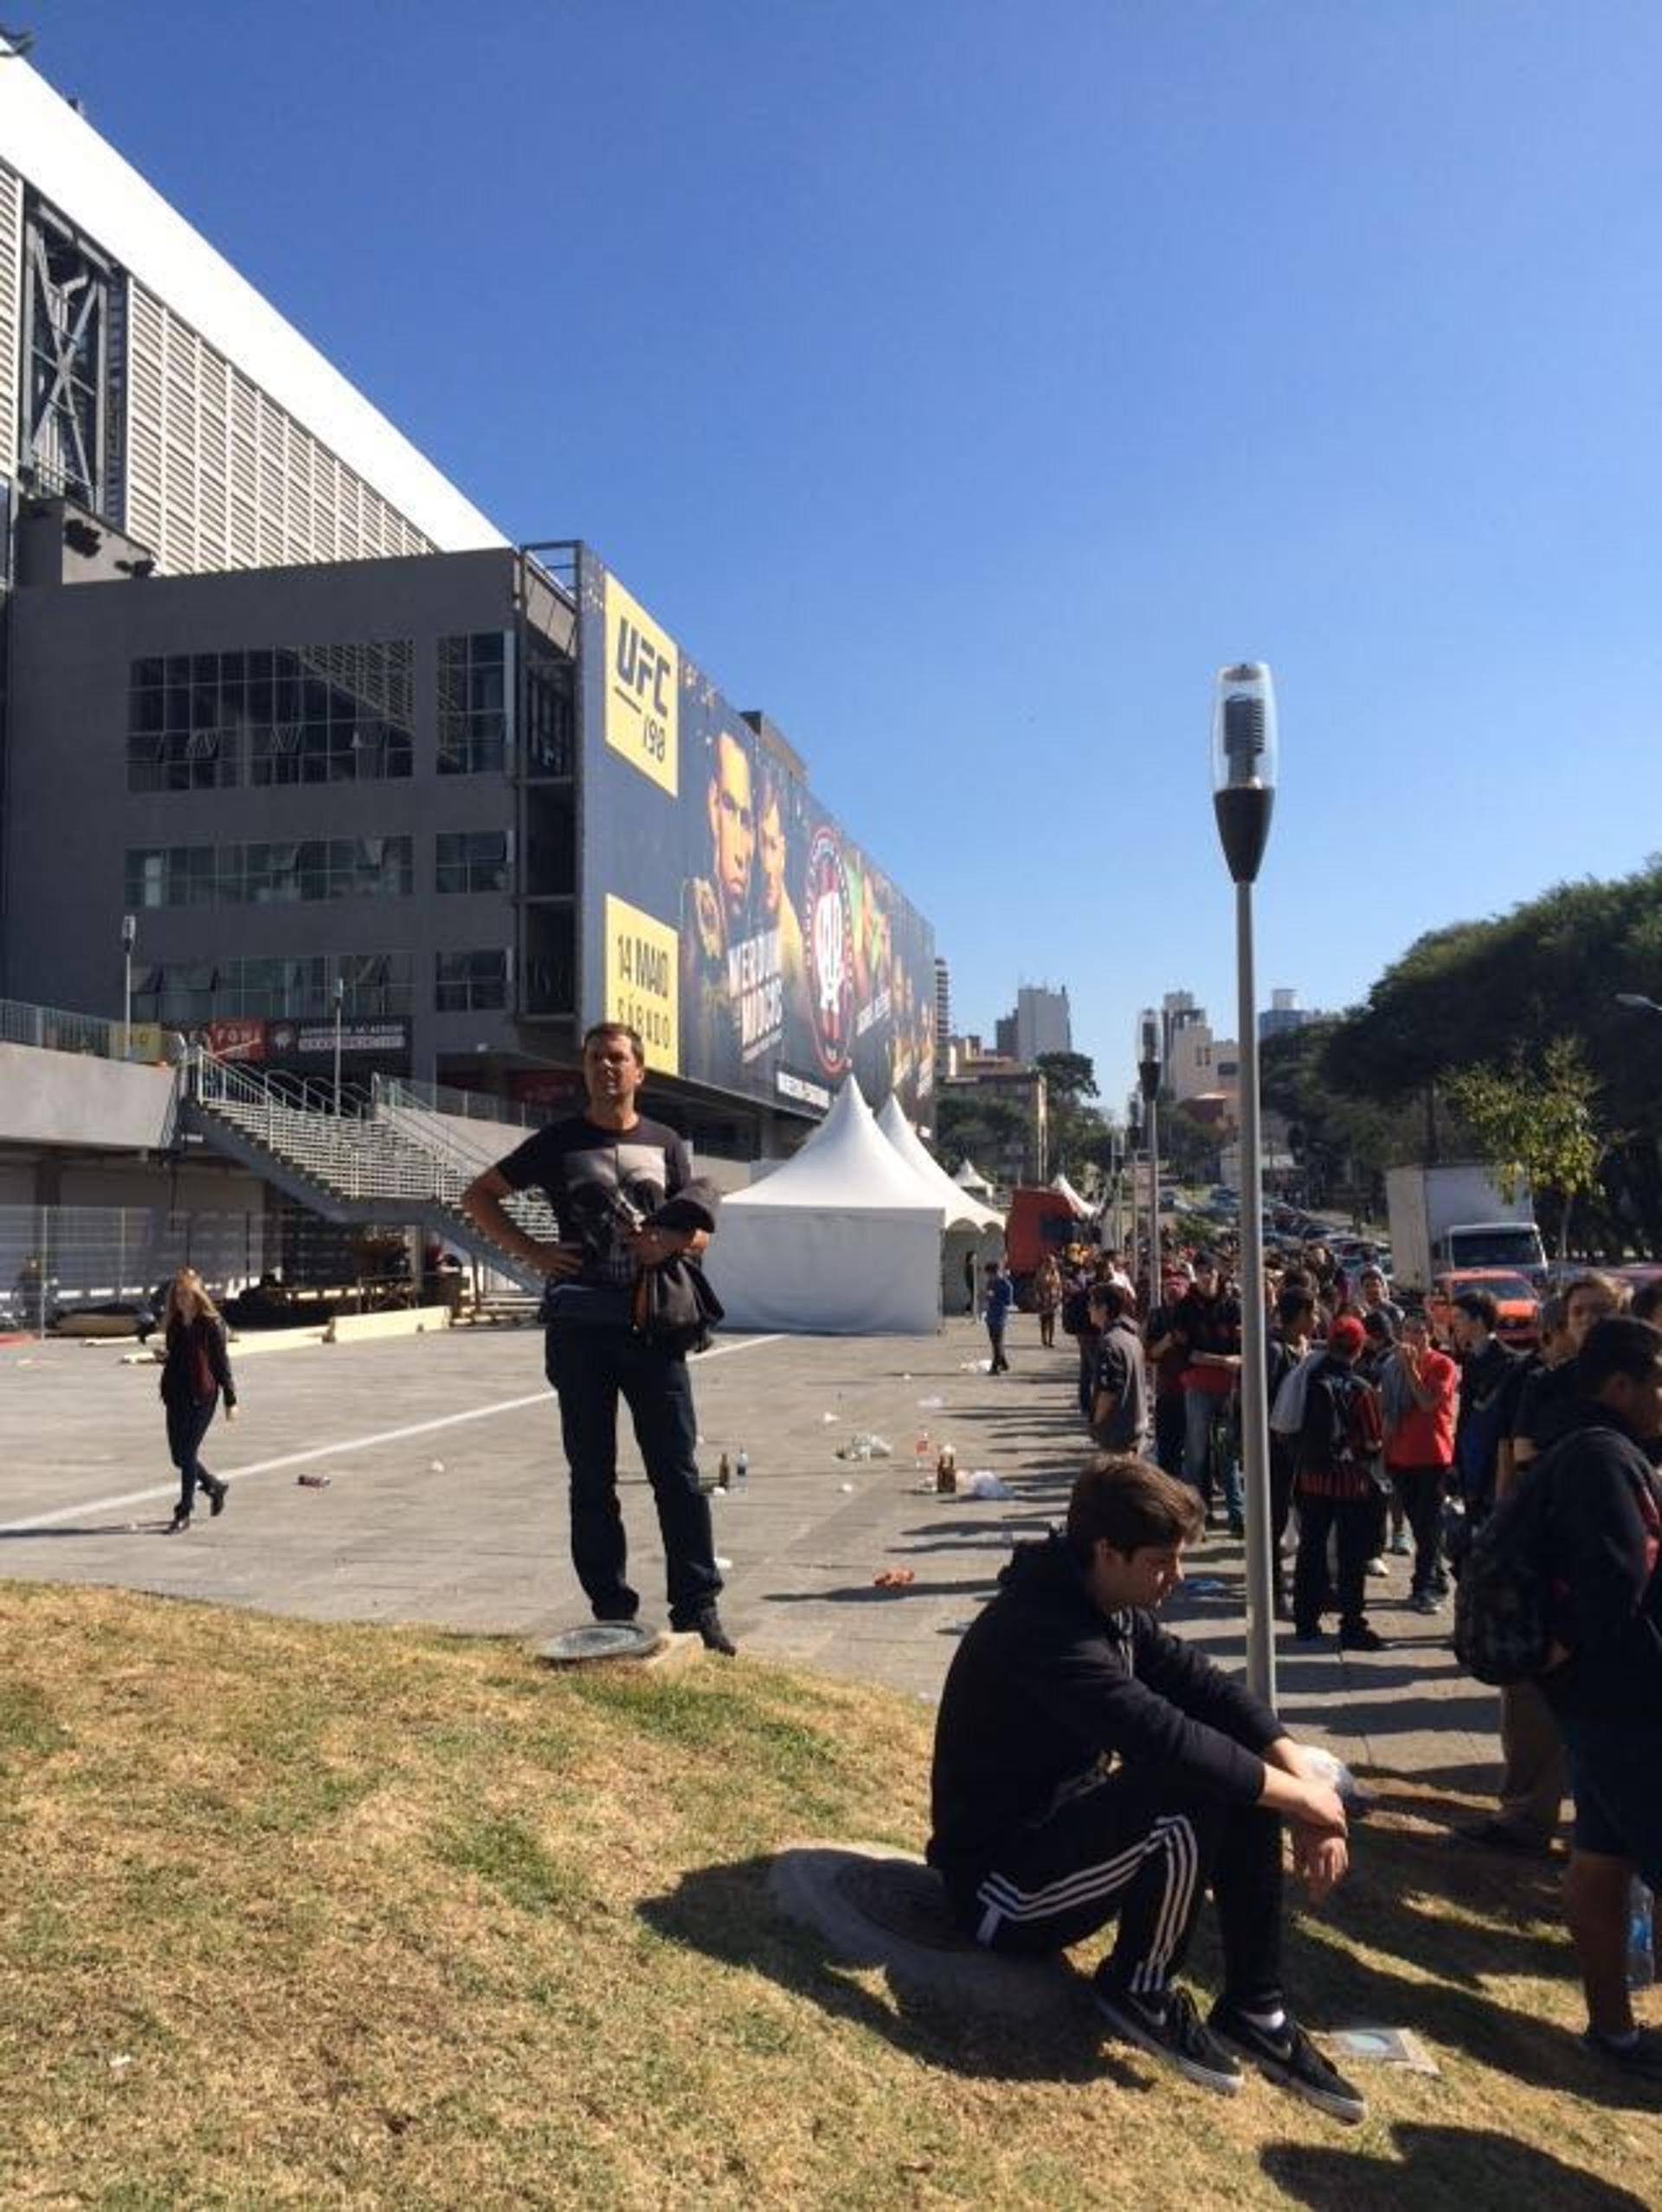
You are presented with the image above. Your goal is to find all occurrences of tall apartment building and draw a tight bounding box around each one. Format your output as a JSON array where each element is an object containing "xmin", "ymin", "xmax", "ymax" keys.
[{"xmin": 996, "ymin": 982, "xmax": 1071, "ymax": 1065}]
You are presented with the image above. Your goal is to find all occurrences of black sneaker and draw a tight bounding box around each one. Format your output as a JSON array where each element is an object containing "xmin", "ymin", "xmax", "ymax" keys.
[
  {"xmin": 1338, "ymin": 1624, "xmax": 1387, "ymax": 1652},
  {"xmin": 1092, "ymin": 1976, "xmax": 1243, "ymax": 2096},
  {"xmin": 690, "ymin": 1605, "xmax": 737, "ymax": 1657},
  {"xmin": 1581, "ymin": 2023, "xmax": 1662, "ymax": 2080},
  {"xmin": 209, "ymin": 1480, "xmax": 229, "ymax": 1518},
  {"xmin": 1208, "ymin": 2001, "xmax": 1367, "ymax": 2123}
]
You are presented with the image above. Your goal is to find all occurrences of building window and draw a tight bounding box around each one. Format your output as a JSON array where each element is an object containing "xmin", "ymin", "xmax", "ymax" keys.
[
  {"xmin": 128, "ymin": 642, "xmax": 413, "ymax": 792},
  {"xmin": 435, "ymin": 829, "xmax": 511, "ymax": 894},
  {"xmin": 133, "ymin": 950, "xmax": 412, "ymax": 1024},
  {"xmin": 126, "ymin": 838, "xmax": 410, "ymax": 906},
  {"xmin": 525, "ymin": 647, "xmax": 574, "ymax": 776},
  {"xmin": 435, "ymin": 948, "xmax": 509, "ymax": 1013},
  {"xmin": 438, "ymin": 633, "xmax": 508, "ymax": 775}
]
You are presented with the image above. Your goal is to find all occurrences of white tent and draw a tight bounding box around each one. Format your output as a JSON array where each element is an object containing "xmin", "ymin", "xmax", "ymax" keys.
[
  {"xmin": 875, "ymin": 1098, "xmax": 1005, "ymax": 1231},
  {"xmin": 705, "ymin": 1077, "xmax": 946, "ymax": 1334},
  {"xmin": 953, "ymin": 1159, "xmax": 996, "ymax": 1199},
  {"xmin": 1049, "ymin": 1171, "xmax": 1095, "ymax": 1218},
  {"xmin": 875, "ymin": 1098, "xmax": 1005, "ymax": 1315}
]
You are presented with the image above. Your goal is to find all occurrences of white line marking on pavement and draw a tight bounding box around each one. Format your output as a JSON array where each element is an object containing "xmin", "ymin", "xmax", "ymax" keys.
[{"xmin": 0, "ymin": 1332, "xmax": 788, "ymax": 1534}]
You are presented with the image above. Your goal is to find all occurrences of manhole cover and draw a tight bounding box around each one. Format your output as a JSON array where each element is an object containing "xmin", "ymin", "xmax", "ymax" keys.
[
  {"xmin": 833, "ymin": 1857, "xmax": 968, "ymax": 1953},
  {"xmin": 536, "ymin": 1622, "xmax": 665, "ymax": 1666}
]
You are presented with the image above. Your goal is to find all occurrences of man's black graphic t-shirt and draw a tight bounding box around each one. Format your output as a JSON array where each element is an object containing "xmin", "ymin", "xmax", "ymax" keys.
[{"xmin": 495, "ymin": 1115, "xmax": 692, "ymax": 1318}]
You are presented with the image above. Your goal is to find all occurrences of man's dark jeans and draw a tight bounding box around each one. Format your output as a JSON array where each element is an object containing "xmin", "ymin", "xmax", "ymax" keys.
[
  {"xmin": 1292, "ymin": 1486, "xmax": 1375, "ymax": 1636},
  {"xmin": 544, "ymin": 1324, "xmax": 721, "ymax": 1629}
]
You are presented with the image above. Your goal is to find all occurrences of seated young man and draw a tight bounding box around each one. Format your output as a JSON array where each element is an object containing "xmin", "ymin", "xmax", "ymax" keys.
[{"xmin": 927, "ymin": 1452, "xmax": 1364, "ymax": 2118}]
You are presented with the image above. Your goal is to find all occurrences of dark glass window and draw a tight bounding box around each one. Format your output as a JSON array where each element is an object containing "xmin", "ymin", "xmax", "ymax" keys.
[
  {"xmin": 130, "ymin": 640, "xmax": 412, "ymax": 792},
  {"xmin": 438, "ymin": 633, "xmax": 510, "ymax": 775},
  {"xmin": 435, "ymin": 948, "xmax": 509, "ymax": 1012},
  {"xmin": 435, "ymin": 829, "xmax": 511, "ymax": 894}
]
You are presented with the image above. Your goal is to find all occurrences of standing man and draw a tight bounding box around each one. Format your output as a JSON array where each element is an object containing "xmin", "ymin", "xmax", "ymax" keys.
[
  {"xmin": 1171, "ymin": 1254, "xmax": 1244, "ymax": 1532},
  {"xmin": 1460, "ymin": 1272, "xmax": 1626, "ymax": 1856},
  {"xmin": 1382, "ymin": 1312, "xmax": 1459, "ymax": 1617},
  {"xmin": 461, "ymin": 1022, "xmax": 733, "ymax": 1655},
  {"xmin": 1535, "ymin": 1318, "xmax": 1662, "ymax": 2076},
  {"xmin": 1090, "ymin": 1283, "xmax": 1150, "ymax": 1454},
  {"xmin": 1449, "ymin": 1289, "xmax": 1522, "ymax": 1530},
  {"xmin": 983, "ymin": 1258, "xmax": 1015, "ymax": 1373},
  {"xmin": 1291, "ymin": 1315, "xmax": 1387, "ymax": 1651}
]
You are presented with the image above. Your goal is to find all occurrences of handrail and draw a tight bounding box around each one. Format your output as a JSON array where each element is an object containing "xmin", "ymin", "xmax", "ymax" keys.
[{"xmin": 188, "ymin": 1048, "xmax": 556, "ymax": 1241}]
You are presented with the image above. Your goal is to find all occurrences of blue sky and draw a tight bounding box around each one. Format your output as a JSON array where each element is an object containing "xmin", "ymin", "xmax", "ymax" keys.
[{"xmin": 32, "ymin": 1, "xmax": 1662, "ymax": 1107}]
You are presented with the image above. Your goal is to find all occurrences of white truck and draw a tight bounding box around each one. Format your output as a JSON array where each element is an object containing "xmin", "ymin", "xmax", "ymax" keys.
[{"xmin": 1385, "ymin": 1164, "xmax": 1547, "ymax": 1296}]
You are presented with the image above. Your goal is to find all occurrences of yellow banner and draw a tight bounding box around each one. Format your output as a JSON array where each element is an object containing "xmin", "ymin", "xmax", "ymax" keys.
[
  {"xmin": 603, "ymin": 894, "xmax": 680, "ymax": 1075},
  {"xmin": 603, "ymin": 575, "xmax": 679, "ymax": 795}
]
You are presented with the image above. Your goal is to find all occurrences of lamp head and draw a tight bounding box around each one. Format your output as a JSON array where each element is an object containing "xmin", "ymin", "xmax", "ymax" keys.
[{"xmin": 1211, "ymin": 662, "xmax": 1278, "ymax": 884}]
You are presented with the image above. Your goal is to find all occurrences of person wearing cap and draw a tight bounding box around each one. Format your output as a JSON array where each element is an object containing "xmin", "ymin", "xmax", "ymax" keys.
[{"xmin": 1291, "ymin": 1314, "xmax": 1388, "ymax": 1651}]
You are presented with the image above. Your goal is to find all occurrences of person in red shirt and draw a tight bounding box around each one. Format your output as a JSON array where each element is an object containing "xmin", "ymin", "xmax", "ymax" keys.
[{"xmin": 1382, "ymin": 1311, "xmax": 1458, "ymax": 1613}]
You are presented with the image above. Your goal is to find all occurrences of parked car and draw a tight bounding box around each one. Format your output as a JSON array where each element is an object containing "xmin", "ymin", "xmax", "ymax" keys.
[{"xmin": 1425, "ymin": 1268, "xmax": 1540, "ymax": 1352}]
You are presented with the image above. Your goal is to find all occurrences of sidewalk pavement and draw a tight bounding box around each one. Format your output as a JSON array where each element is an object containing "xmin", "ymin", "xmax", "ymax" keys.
[{"xmin": 0, "ymin": 1314, "xmax": 1502, "ymax": 1795}]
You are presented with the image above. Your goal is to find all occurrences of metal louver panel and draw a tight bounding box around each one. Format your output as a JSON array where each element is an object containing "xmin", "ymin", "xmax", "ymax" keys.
[{"xmin": 0, "ymin": 164, "xmax": 21, "ymax": 479}]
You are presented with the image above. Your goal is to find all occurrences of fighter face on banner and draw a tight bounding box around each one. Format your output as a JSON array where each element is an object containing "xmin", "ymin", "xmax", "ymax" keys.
[{"xmin": 681, "ymin": 726, "xmax": 790, "ymax": 1081}]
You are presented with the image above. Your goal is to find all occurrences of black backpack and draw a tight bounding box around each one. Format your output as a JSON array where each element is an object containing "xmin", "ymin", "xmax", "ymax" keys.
[
  {"xmin": 1297, "ymin": 1364, "xmax": 1382, "ymax": 1481},
  {"xmin": 1060, "ymin": 1286, "xmax": 1092, "ymax": 1338},
  {"xmin": 1453, "ymin": 1452, "xmax": 1559, "ymax": 1686}
]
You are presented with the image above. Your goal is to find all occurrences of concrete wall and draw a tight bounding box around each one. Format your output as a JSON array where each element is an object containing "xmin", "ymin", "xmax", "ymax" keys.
[{"xmin": 0, "ymin": 1040, "xmax": 178, "ymax": 1148}]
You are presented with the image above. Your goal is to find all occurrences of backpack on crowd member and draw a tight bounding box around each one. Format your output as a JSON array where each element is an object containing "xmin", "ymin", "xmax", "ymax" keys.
[
  {"xmin": 1456, "ymin": 1429, "xmax": 1662, "ymax": 1685},
  {"xmin": 1297, "ymin": 1364, "xmax": 1383, "ymax": 1482},
  {"xmin": 1060, "ymin": 1285, "xmax": 1092, "ymax": 1338},
  {"xmin": 1453, "ymin": 1451, "xmax": 1561, "ymax": 1685}
]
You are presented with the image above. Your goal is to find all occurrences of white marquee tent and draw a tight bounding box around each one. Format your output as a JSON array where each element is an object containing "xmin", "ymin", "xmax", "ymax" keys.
[
  {"xmin": 705, "ymin": 1078, "xmax": 946, "ymax": 1334},
  {"xmin": 953, "ymin": 1159, "xmax": 997, "ymax": 1199},
  {"xmin": 874, "ymin": 1097, "xmax": 1005, "ymax": 1315},
  {"xmin": 1049, "ymin": 1171, "xmax": 1095, "ymax": 1218}
]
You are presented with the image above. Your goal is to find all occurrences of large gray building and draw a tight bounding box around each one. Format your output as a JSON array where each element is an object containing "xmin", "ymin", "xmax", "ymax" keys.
[{"xmin": 0, "ymin": 45, "xmax": 935, "ymax": 1164}]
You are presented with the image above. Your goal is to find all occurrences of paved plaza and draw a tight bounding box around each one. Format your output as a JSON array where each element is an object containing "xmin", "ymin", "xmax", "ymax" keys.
[{"xmin": 0, "ymin": 1313, "xmax": 1502, "ymax": 1793}]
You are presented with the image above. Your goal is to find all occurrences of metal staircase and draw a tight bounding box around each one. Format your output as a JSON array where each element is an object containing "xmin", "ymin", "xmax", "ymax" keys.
[{"xmin": 181, "ymin": 1052, "xmax": 553, "ymax": 1292}]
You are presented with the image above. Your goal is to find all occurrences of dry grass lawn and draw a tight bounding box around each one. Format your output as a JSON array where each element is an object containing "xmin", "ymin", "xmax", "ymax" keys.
[{"xmin": 0, "ymin": 1581, "xmax": 1654, "ymax": 2209}]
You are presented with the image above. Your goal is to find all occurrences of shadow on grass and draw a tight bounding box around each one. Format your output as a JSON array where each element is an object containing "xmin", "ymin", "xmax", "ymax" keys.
[
  {"xmin": 639, "ymin": 1854, "xmax": 1150, "ymax": 2092},
  {"xmin": 1262, "ymin": 2120, "xmax": 1649, "ymax": 2209},
  {"xmin": 1278, "ymin": 1822, "xmax": 1658, "ymax": 2114}
]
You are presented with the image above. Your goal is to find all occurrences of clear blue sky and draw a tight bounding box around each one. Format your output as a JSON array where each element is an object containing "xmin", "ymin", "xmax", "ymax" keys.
[{"xmin": 32, "ymin": 1, "xmax": 1662, "ymax": 1109}]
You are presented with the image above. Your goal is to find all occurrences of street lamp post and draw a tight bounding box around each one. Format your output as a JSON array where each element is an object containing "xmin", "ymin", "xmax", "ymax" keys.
[
  {"xmin": 1212, "ymin": 661, "xmax": 1279, "ymax": 1707},
  {"xmin": 332, "ymin": 975, "xmax": 345, "ymax": 1117},
  {"xmin": 120, "ymin": 914, "xmax": 136, "ymax": 1059},
  {"xmin": 1137, "ymin": 1010, "xmax": 1163, "ymax": 1312}
]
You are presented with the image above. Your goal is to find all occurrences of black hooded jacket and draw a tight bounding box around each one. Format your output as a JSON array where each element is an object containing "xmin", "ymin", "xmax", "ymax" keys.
[{"xmin": 926, "ymin": 1532, "xmax": 1283, "ymax": 1888}]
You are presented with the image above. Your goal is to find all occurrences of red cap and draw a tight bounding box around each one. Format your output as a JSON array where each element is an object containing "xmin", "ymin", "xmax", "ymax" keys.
[{"xmin": 1328, "ymin": 1315, "xmax": 1366, "ymax": 1354}]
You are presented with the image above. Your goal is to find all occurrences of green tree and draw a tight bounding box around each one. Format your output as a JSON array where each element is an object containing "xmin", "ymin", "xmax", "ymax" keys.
[
  {"xmin": 1034, "ymin": 1051, "xmax": 1098, "ymax": 1103},
  {"xmin": 1443, "ymin": 1036, "xmax": 1606, "ymax": 1257}
]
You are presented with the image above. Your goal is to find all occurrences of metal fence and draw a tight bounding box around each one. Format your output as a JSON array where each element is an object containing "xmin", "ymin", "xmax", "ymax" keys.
[
  {"xmin": 0, "ymin": 995, "xmax": 187, "ymax": 1064},
  {"xmin": 0, "ymin": 1205, "xmax": 271, "ymax": 1335}
]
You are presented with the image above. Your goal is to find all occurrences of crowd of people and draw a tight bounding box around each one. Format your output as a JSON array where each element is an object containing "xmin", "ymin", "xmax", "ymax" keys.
[{"xmin": 938, "ymin": 1226, "xmax": 1662, "ymax": 2087}]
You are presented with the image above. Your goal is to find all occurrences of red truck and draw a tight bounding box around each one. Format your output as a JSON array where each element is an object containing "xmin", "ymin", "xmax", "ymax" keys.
[{"xmin": 1004, "ymin": 1187, "xmax": 1092, "ymax": 1306}]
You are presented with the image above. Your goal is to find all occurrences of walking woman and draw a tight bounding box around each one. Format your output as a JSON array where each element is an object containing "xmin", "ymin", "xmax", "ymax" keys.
[
  {"xmin": 1033, "ymin": 1252, "xmax": 1062, "ymax": 1348},
  {"xmin": 158, "ymin": 1268, "xmax": 236, "ymax": 1531}
]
